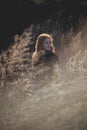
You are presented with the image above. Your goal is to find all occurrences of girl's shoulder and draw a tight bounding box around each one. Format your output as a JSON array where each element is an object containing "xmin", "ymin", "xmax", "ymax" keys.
[{"xmin": 46, "ymin": 52, "xmax": 58, "ymax": 62}]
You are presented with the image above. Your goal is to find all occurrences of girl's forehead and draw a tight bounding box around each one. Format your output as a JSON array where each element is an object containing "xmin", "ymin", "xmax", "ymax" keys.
[{"xmin": 44, "ymin": 37, "xmax": 50, "ymax": 42}]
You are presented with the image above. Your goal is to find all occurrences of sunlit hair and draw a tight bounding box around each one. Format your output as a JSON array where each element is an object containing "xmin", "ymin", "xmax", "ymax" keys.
[{"xmin": 32, "ymin": 33, "xmax": 55, "ymax": 59}]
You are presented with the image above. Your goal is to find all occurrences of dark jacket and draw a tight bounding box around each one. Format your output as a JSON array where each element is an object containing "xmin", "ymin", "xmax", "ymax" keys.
[{"xmin": 32, "ymin": 51, "xmax": 59, "ymax": 67}]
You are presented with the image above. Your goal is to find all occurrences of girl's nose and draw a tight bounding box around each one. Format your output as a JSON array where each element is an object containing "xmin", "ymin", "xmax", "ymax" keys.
[{"xmin": 48, "ymin": 43, "xmax": 50, "ymax": 47}]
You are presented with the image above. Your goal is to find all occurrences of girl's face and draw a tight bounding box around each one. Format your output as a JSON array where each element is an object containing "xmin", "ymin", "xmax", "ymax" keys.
[{"xmin": 42, "ymin": 38, "xmax": 51, "ymax": 51}]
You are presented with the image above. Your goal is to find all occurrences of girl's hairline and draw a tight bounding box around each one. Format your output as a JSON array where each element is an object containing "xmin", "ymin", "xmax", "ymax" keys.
[{"xmin": 37, "ymin": 33, "xmax": 53, "ymax": 38}]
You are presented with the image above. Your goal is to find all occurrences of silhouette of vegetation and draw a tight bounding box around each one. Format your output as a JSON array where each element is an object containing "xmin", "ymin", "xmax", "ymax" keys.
[{"xmin": 0, "ymin": 14, "xmax": 86, "ymax": 83}]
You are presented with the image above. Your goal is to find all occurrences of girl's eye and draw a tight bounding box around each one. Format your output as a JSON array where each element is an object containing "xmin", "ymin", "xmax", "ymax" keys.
[{"xmin": 44, "ymin": 42, "xmax": 48, "ymax": 44}]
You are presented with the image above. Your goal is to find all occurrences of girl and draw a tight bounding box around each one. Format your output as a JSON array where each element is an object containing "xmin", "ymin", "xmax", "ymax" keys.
[{"xmin": 32, "ymin": 33, "xmax": 59, "ymax": 67}]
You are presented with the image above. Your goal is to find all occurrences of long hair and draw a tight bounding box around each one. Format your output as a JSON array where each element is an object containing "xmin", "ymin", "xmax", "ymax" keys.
[{"xmin": 32, "ymin": 33, "xmax": 55, "ymax": 59}]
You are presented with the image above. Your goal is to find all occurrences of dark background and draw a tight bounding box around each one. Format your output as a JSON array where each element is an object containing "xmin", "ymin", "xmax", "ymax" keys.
[{"xmin": 0, "ymin": 0, "xmax": 87, "ymax": 51}]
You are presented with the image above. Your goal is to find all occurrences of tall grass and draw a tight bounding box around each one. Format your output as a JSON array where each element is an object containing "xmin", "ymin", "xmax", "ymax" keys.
[
  {"xmin": 0, "ymin": 14, "xmax": 87, "ymax": 85},
  {"xmin": 0, "ymin": 29, "xmax": 33, "ymax": 81}
]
